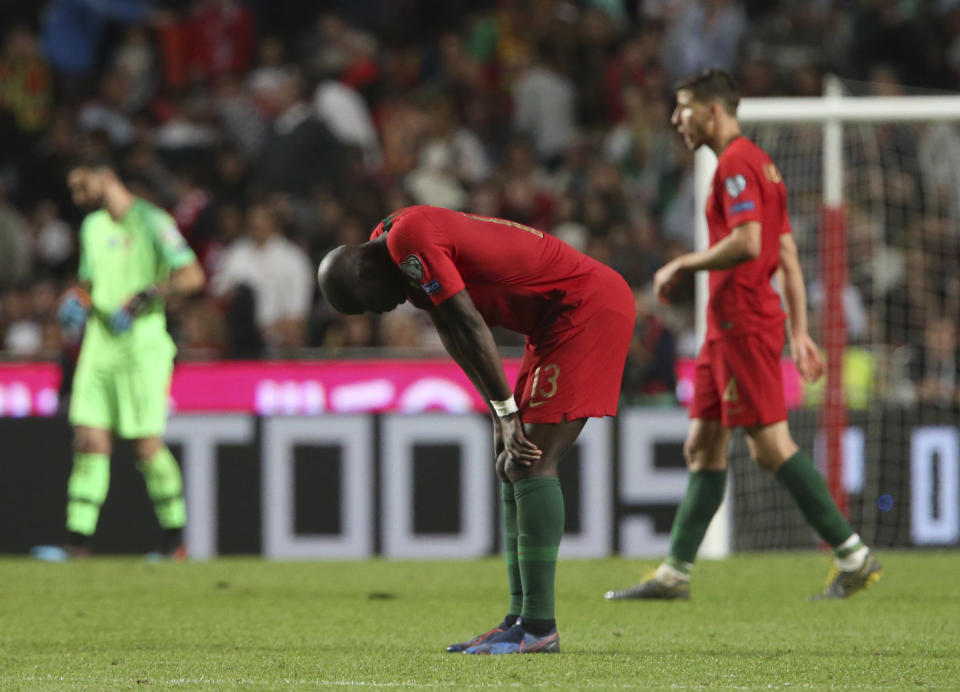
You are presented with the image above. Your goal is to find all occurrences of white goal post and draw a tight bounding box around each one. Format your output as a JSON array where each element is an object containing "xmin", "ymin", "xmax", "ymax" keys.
[{"xmin": 694, "ymin": 78, "xmax": 960, "ymax": 557}]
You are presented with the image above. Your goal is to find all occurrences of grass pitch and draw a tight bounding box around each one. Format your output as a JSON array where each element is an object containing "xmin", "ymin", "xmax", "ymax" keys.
[{"xmin": 1, "ymin": 552, "xmax": 957, "ymax": 690}]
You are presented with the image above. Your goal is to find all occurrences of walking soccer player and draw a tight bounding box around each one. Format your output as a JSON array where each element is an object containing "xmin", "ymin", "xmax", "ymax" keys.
[
  {"xmin": 33, "ymin": 160, "xmax": 205, "ymax": 561},
  {"xmin": 604, "ymin": 69, "xmax": 881, "ymax": 601},
  {"xmin": 318, "ymin": 205, "xmax": 636, "ymax": 653}
]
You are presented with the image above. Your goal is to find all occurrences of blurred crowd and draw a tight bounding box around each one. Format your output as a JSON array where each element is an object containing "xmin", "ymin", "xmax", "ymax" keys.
[{"xmin": 3, "ymin": 0, "xmax": 960, "ymax": 405}]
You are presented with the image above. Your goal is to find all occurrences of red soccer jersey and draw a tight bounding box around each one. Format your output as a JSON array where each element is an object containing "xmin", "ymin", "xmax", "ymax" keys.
[
  {"xmin": 704, "ymin": 136, "xmax": 789, "ymax": 342},
  {"xmin": 369, "ymin": 206, "xmax": 623, "ymax": 343}
]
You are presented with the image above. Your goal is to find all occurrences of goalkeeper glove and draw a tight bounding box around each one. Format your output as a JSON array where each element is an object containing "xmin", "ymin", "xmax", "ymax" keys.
[
  {"xmin": 57, "ymin": 288, "xmax": 91, "ymax": 329},
  {"xmin": 110, "ymin": 287, "xmax": 160, "ymax": 334}
]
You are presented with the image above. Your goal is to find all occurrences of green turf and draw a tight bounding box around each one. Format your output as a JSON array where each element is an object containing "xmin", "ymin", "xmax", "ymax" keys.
[{"xmin": 0, "ymin": 552, "xmax": 957, "ymax": 690}]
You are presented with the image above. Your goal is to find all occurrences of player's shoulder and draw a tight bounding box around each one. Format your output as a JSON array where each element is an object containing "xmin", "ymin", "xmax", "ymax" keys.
[
  {"xmin": 80, "ymin": 209, "xmax": 112, "ymax": 236},
  {"xmin": 381, "ymin": 205, "xmax": 447, "ymax": 242},
  {"xmin": 721, "ymin": 137, "xmax": 773, "ymax": 169},
  {"xmin": 391, "ymin": 204, "xmax": 449, "ymax": 227},
  {"xmin": 135, "ymin": 197, "xmax": 176, "ymax": 227}
]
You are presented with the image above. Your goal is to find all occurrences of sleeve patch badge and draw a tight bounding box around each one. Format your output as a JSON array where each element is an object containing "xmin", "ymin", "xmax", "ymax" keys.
[
  {"xmin": 162, "ymin": 224, "xmax": 187, "ymax": 250},
  {"xmin": 724, "ymin": 174, "xmax": 747, "ymax": 198},
  {"xmin": 423, "ymin": 279, "xmax": 441, "ymax": 295},
  {"xmin": 730, "ymin": 200, "xmax": 756, "ymax": 214},
  {"xmin": 399, "ymin": 254, "xmax": 425, "ymax": 282}
]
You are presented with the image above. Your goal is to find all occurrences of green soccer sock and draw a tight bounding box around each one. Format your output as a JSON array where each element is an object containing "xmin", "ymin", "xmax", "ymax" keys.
[
  {"xmin": 667, "ymin": 469, "xmax": 727, "ymax": 571},
  {"xmin": 775, "ymin": 450, "xmax": 854, "ymax": 548},
  {"xmin": 501, "ymin": 482, "xmax": 523, "ymax": 617},
  {"xmin": 515, "ymin": 477, "xmax": 564, "ymax": 622},
  {"xmin": 66, "ymin": 453, "xmax": 110, "ymax": 538},
  {"xmin": 138, "ymin": 446, "xmax": 186, "ymax": 530}
]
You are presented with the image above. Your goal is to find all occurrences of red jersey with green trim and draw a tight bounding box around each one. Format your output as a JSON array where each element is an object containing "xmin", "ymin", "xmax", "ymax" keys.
[
  {"xmin": 369, "ymin": 205, "xmax": 626, "ymax": 343},
  {"xmin": 705, "ymin": 136, "xmax": 789, "ymax": 342}
]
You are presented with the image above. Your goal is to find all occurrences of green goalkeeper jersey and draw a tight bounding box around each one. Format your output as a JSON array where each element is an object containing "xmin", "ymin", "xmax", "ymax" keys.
[{"xmin": 77, "ymin": 198, "xmax": 196, "ymax": 366}]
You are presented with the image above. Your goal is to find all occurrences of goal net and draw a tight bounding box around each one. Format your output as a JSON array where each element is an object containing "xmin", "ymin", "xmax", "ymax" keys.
[{"xmin": 701, "ymin": 82, "xmax": 960, "ymax": 552}]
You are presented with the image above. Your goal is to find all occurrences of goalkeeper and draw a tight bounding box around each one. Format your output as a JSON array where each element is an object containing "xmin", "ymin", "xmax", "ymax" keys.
[{"xmin": 35, "ymin": 159, "xmax": 205, "ymax": 560}]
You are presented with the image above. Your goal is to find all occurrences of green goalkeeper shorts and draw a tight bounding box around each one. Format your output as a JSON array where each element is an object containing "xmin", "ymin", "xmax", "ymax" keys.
[{"xmin": 68, "ymin": 358, "xmax": 174, "ymax": 439}]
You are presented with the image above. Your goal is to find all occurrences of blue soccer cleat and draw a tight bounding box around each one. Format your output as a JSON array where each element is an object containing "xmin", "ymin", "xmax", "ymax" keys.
[
  {"xmin": 30, "ymin": 545, "xmax": 69, "ymax": 562},
  {"xmin": 31, "ymin": 544, "xmax": 92, "ymax": 562},
  {"xmin": 446, "ymin": 624, "xmax": 507, "ymax": 653},
  {"xmin": 464, "ymin": 624, "xmax": 560, "ymax": 654}
]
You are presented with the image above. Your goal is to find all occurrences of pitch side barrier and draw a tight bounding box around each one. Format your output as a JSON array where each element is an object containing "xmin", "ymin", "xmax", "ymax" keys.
[{"xmin": 1, "ymin": 407, "xmax": 956, "ymax": 556}]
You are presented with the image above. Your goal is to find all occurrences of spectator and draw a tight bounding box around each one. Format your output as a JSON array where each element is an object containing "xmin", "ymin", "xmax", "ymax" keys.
[
  {"xmin": 177, "ymin": 297, "xmax": 227, "ymax": 357},
  {"xmin": 16, "ymin": 107, "xmax": 79, "ymax": 213},
  {"xmin": 109, "ymin": 25, "xmax": 158, "ymax": 113},
  {"xmin": 247, "ymin": 35, "xmax": 287, "ymax": 108},
  {"xmin": 379, "ymin": 305, "xmax": 423, "ymax": 349},
  {"xmin": 152, "ymin": 94, "xmax": 219, "ymax": 167},
  {"xmin": 41, "ymin": 0, "xmax": 156, "ymax": 94},
  {"xmin": 322, "ymin": 313, "xmax": 375, "ymax": 350},
  {"xmin": 185, "ymin": 0, "xmax": 256, "ymax": 82},
  {"xmin": 1, "ymin": 284, "xmax": 42, "ymax": 355},
  {"xmin": 256, "ymin": 68, "xmax": 348, "ymax": 196},
  {"xmin": 621, "ymin": 287, "xmax": 677, "ymax": 406},
  {"xmin": 912, "ymin": 317, "xmax": 960, "ymax": 406},
  {"xmin": 30, "ymin": 200, "xmax": 74, "ymax": 276},
  {"xmin": 211, "ymin": 202, "xmax": 313, "ymax": 350},
  {"xmin": 0, "ymin": 181, "xmax": 32, "ymax": 285},
  {"xmin": 808, "ymin": 281, "xmax": 870, "ymax": 345},
  {"xmin": 122, "ymin": 141, "xmax": 178, "ymax": 208},
  {"xmin": 214, "ymin": 73, "xmax": 265, "ymax": 158},
  {"xmin": 299, "ymin": 12, "xmax": 379, "ymax": 94},
  {"xmin": 661, "ymin": 0, "xmax": 748, "ymax": 80},
  {"xmin": 511, "ymin": 42, "xmax": 578, "ymax": 167},
  {"xmin": 551, "ymin": 193, "xmax": 588, "ymax": 252},
  {"xmin": 0, "ymin": 26, "xmax": 53, "ymax": 157},
  {"xmin": 314, "ymin": 73, "xmax": 382, "ymax": 171},
  {"xmin": 76, "ymin": 69, "xmax": 135, "ymax": 147}
]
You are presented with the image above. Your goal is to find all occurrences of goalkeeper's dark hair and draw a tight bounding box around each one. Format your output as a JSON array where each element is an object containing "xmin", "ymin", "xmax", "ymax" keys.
[
  {"xmin": 67, "ymin": 152, "xmax": 121, "ymax": 178},
  {"xmin": 675, "ymin": 69, "xmax": 740, "ymax": 115}
]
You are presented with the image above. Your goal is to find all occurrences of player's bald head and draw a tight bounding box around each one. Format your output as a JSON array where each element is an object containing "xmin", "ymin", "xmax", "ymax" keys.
[
  {"xmin": 318, "ymin": 245, "xmax": 366, "ymax": 314},
  {"xmin": 318, "ymin": 241, "xmax": 408, "ymax": 315}
]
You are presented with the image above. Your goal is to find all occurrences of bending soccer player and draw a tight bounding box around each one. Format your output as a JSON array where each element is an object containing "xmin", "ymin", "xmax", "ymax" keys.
[
  {"xmin": 605, "ymin": 69, "xmax": 881, "ymax": 602},
  {"xmin": 33, "ymin": 160, "xmax": 205, "ymax": 561},
  {"xmin": 319, "ymin": 206, "xmax": 635, "ymax": 654}
]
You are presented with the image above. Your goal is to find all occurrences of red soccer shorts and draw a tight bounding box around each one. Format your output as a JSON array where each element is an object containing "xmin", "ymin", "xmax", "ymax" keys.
[
  {"xmin": 690, "ymin": 329, "xmax": 787, "ymax": 428},
  {"xmin": 513, "ymin": 277, "xmax": 635, "ymax": 424}
]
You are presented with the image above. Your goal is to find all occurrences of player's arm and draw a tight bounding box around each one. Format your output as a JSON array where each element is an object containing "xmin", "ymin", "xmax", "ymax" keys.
[
  {"xmin": 778, "ymin": 232, "xmax": 825, "ymax": 383},
  {"xmin": 653, "ymin": 221, "xmax": 761, "ymax": 302},
  {"xmin": 158, "ymin": 261, "xmax": 206, "ymax": 299},
  {"xmin": 110, "ymin": 260, "xmax": 206, "ymax": 333},
  {"xmin": 429, "ymin": 289, "xmax": 541, "ymax": 465}
]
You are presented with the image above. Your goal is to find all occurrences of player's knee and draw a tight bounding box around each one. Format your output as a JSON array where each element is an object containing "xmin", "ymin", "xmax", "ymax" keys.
[
  {"xmin": 134, "ymin": 437, "xmax": 162, "ymax": 462},
  {"xmin": 746, "ymin": 425, "xmax": 797, "ymax": 472},
  {"xmin": 73, "ymin": 428, "xmax": 109, "ymax": 455},
  {"xmin": 683, "ymin": 436, "xmax": 710, "ymax": 471},
  {"xmin": 752, "ymin": 446, "xmax": 791, "ymax": 472},
  {"xmin": 684, "ymin": 434, "xmax": 726, "ymax": 472}
]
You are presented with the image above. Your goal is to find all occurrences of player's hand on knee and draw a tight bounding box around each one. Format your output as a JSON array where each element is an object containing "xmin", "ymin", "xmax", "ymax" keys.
[
  {"xmin": 57, "ymin": 288, "xmax": 91, "ymax": 329},
  {"xmin": 499, "ymin": 413, "xmax": 541, "ymax": 465}
]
